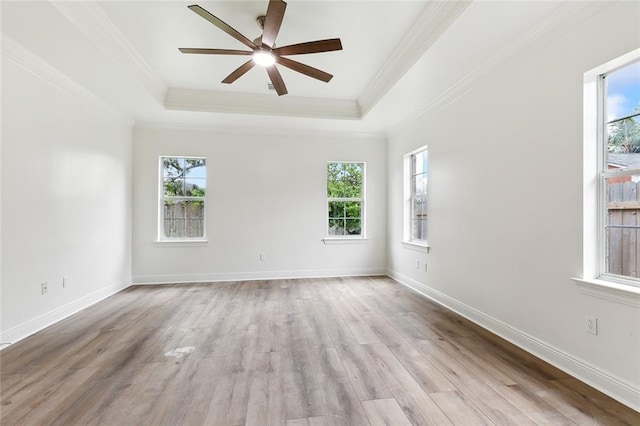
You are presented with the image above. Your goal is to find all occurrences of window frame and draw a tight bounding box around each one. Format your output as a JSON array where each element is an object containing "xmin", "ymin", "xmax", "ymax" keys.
[
  {"xmin": 597, "ymin": 59, "xmax": 640, "ymax": 286},
  {"xmin": 158, "ymin": 155, "xmax": 207, "ymax": 242},
  {"xmin": 325, "ymin": 161, "xmax": 366, "ymax": 239},
  {"xmin": 580, "ymin": 48, "xmax": 640, "ymax": 294},
  {"xmin": 403, "ymin": 145, "xmax": 429, "ymax": 247}
]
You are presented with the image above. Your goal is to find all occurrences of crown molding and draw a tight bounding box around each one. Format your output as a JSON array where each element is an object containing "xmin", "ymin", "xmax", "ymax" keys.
[
  {"xmin": 1, "ymin": 35, "xmax": 129, "ymax": 123},
  {"xmin": 387, "ymin": 0, "xmax": 612, "ymax": 137},
  {"xmin": 357, "ymin": 0, "xmax": 472, "ymax": 117},
  {"xmin": 51, "ymin": 0, "xmax": 166, "ymax": 102},
  {"xmin": 135, "ymin": 119, "xmax": 386, "ymax": 143},
  {"xmin": 164, "ymin": 87, "xmax": 361, "ymax": 120}
]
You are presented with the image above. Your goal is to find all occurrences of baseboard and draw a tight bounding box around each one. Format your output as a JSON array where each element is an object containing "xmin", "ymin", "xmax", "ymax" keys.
[
  {"xmin": 132, "ymin": 267, "xmax": 387, "ymax": 285},
  {"xmin": 387, "ymin": 269, "xmax": 640, "ymax": 412},
  {"xmin": 0, "ymin": 280, "xmax": 131, "ymax": 348}
]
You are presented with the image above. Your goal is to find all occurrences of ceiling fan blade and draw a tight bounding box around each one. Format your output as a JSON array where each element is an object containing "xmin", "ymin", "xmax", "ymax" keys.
[
  {"xmin": 261, "ymin": 0, "xmax": 287, "ymax": 48},
  {"xmin": 276, "ymin": 56, "xmax": 333, "ymax": 83},
  {"xmin": 179, "ymin": 48, "xmax": 252, "ymax": 56},
  {"xmin": 266, "ymin": 65, "xmax": 288, "ymax": 96},
  {"xmin": 273, "ymin": 38, "xmax": 342, "ymax": 56},
  {"xmin": 188, "ymin": 5, "xmax": 257, "ymax": 50},
  {"xmin": 222, "ymin": 60, "xmax": 256, "ymax": 84}
]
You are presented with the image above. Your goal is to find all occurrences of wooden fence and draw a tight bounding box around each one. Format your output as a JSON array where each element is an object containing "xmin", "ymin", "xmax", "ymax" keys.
[
  {"xmin": 607, "ymin": 180, "xmax": 640, "ymax": 278},
  {"xmin": 163, "ymin": 202, "xmax": 204, "ymax": 238}
]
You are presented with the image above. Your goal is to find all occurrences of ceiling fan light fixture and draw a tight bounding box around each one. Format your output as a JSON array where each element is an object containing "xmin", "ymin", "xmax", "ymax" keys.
[
  {"xmin": 253, "ymin": 50, "xmax": 276, "ymax": 67},
  {"xmin": 180, "ymin": 3, "xmax": 343, "ymax": 95}
]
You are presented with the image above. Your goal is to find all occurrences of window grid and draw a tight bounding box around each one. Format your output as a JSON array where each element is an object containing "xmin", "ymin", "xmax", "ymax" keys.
[
  {"xmin": 326, "ymin": 162, "xmax": 364, "ymax": 237},
  {"xmin": 410, "ymin": 149, "xmax": 428, "ymax": 242},
  {"xmin": 159, "ymin": 156, "xmax": 207, "ymax": 240}
]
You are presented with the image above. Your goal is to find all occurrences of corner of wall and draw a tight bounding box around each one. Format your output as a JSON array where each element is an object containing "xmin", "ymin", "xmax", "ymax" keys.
[{"xmin": 386, "ymin": 269, "xmax": 640, "ymax": 412}]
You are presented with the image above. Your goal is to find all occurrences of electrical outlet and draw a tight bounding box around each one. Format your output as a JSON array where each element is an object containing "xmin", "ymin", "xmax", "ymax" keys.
[
  {"xmin": 415, "ymin": 260, "xmax": 420, "ymax": 269},
  {"xmin": 586, "ymin": 316, "xmax": 598, "ymax": 335},
  {"xmin": 41, "ymin": 282, "xmax": 48, "ymax": 295},
  {"xmin": 62, "ymin": 276, "xmax": 68, "ymax": 288},
  {"xmin": 259, "ymin": 253, "xmax": 266, "ymax": 261}
]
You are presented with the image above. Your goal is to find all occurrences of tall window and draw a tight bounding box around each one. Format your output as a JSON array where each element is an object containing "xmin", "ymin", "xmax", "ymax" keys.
[
  {"xmin": 327, "ymin": 162, "xmax": 364, "ymax": 237},
  {"xmin": 406, "ymin": 147, "xmax": 428, "ymax": 243},
  {"xmin": 160, "ymin": 156, "xmax": 206, "ymax": 240},
  {"xmin": 599, "ymin": 60, "xmax": 640, "ymax": 284}
]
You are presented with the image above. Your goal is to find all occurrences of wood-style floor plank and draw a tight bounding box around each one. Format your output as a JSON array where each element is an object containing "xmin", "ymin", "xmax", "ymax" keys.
[
  {"xmin": 1, "ymin": 276, "xmax": 638, "ymax": 425},
  {"xmin": 362, "ymin": 343, "xmax": 452, "ymax": 425},
  {"xmin": 286, "ymin": 416, "xmax": 326, "ymax": 426},
  {"xmin": 361, "ymin": 398, "xmax": 412, "ymax": 426},
  {"xmin": 309, "ymin": 346, "xmax": 369, "ymax": 426}
]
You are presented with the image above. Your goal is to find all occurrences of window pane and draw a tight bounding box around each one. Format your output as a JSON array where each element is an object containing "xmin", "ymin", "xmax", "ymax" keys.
[
  {"xmin": 328, "ymin": 219, "xmax": 347, "ymax": 236},
  {"xmin": 413, "ymin": 174, "xmax": 427, "ymax": 195},
  {"xmin": 163, "ymin": 200, "xmax": 204, "ymax": 238},
  {"xmin": 163, "ymin": 178, "xmax": 185, "ymax": 196},
  {"xmin": 413, "ymin": 150, "xmax": 428, "ymax": 175},
  {"xmin": 184, "ymin": 158, "xmax": 206, "ymax": 178},
  {"xmin": 606, "ymin": 61, "xmax": 640, "ymax": 122},
  {"xmin": 328, "ymin": 218, "xmax": 362, "ymax": 236},
  {"xmin": 185, "ymin": 200, "xmax": 205, "ymax": 238},
  {"xmin": 328, "ymin": 201, "xmax": 361, "ymax": 235},
  {"xmin": 163, "ymin": 200, "xmax": 185, "ymax": 238},
  {"xmin": 412, "ymin": 196, "xmax": 428, "ymax": 216},
  {"xmin": 327, "ymin": 162, "xmax": 363, "ymax": 198},
  {"xmin": 328, "ymin": 200, "xmax": 343, "ymax": 218},
  {"xmin": 328, "ymin": 201, "xmax": 361, "ymax": 219},
  {"xmin": 604, "ymin": 175, "xmax": 640, "ymax": 279},
  {"xmin": 185, "ymin": 178, "xmax": 206, "ymax": 197},
  {"xmin": 327, "ymin": 163, "xmax": 341, "ymax": 197},
  {"xmin": 607, "ymin": 116, "xmax": 640, "ymax": 168},
  {"xmin": 163, "ymin": 157, "xmax": 184, "ymax": 178},
  {"xmin": 411, "ymin": 196, "xmax": 428, "ymax": 241},
  {"xmin": 412, "ymin": 218, "xmax": 427, "ymax": 241}
]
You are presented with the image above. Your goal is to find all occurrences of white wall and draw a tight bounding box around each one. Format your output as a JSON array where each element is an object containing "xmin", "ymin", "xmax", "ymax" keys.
[
  {"xmin": 132, "ymin": 125, "xmax": 387, "ymax": 283},
  {"xmin": 0, "ymin": 49, "xmax": 133, "ymax": 343},
  {"xmin": 387, "ymin": 2, "xmax": 640, "ymax": 410}
]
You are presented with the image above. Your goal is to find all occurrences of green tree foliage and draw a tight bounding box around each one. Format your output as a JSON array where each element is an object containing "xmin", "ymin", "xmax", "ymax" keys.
[
  {"xmin": 327, "ymin": 162, "xmax": 362, "ymax": 197},
  {"xmin": 608, "ymin": 105, "xmax": 640, "ymax": 153},
  {"xmin": 327, "ymin": 163, "xmax": 363, "ymax": 235}
]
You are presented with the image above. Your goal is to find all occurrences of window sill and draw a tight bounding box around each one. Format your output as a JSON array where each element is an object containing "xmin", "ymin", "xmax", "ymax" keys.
[
  {"xmin": 402, "ymin": 241, "xmax": 430, "ymax": 253},
  {"xmin": 322, "ymin": 237, "xmax": 368, "ymax": 245},
  {"xmin": 571, "ymin": 277, "xmax": 640, "ymax": 308},
  {"xmin": 155, "ymin": 239, "xmax": 209, "ymax": 247}
]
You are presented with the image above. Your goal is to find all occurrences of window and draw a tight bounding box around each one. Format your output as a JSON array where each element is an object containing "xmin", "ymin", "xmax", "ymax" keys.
[
  {"xmin": 327, "ymin": 162, "xmax": 364, "ymax": 237},
  {"xmin": 404, "ymin": 146, "xmax": 428, "ymax": 244},
  {"xmin": 159, "ymin": 156, "xmax": 206, "ymax": 240},
  {"xmin": 599, "ymin": 59, "xmax": 640, "ymax": 284},
  {"xmin": 582, "ymin": 49, "xmax": 640, "ymax": 290}
]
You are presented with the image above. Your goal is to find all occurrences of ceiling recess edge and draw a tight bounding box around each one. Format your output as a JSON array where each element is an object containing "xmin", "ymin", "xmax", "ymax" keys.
[
  {"xmin": 51, "ymin": 0, "xmax": 166, "ymax": 103},
  {"xmin": 357, "ymin": 0, "xmax": 472, "ymax": 118}
]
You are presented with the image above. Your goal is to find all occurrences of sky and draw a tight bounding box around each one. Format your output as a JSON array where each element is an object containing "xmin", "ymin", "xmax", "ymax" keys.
[{"xmin": 607, "ymin": 60, "xmax": 640, "ymax": 122}]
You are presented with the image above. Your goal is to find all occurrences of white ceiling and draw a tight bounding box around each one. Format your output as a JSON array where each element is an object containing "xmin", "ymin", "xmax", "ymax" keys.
[
  {"xmin": 1, "ymin": 1, "xmax": 600, "ymax": 135},
  {"xmin": 100, "ymin": 1, "xmax": 426, "ymax": 99}
]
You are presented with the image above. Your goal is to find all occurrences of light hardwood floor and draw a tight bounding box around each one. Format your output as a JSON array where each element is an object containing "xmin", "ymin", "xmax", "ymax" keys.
[{"xmin": 1, "ymin": 276, "xmax": 638, "ymax": 425}]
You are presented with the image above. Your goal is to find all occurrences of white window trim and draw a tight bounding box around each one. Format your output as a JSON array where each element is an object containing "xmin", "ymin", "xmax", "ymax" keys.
[
  {"xmin": 401, "ymin": 240, "xmax": 430, "ymax": 253},
  {"xmin": 157, "ymin": 155, "xmax": 208, "ymax": 243},
  {"xmin": 403, "ymin": 145, "xmax": 429, "ymax": 247},
  {"xmin": 325, "ymin": 161, "xmax": 366, "ymax": 240},
  {"xmin": 154, "ymin": 239, "xmax": 209, "ymax": 246},
  {"xmin": 322, "ymin": 238, "xmax": 369, "ymax": 245},
  {"xmin": 577, "ymin": 48, "xmax": 640, "ymax": 299}
]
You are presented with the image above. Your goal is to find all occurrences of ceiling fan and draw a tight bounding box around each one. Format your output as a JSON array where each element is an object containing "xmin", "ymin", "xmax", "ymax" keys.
[{"xmin": 179, "ymin": 1, "xmax": 342, "ymax": 96}]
